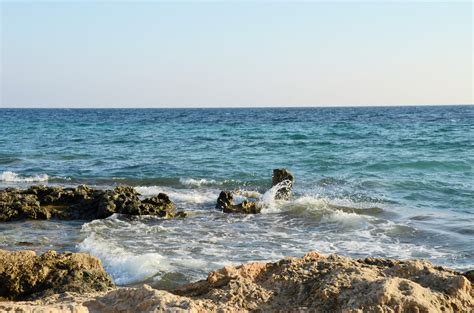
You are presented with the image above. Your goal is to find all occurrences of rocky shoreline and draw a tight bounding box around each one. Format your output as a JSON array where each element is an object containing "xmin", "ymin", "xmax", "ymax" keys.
[
  {"xmin": 0, "ymin": 168, "xmax": 295, "ymax": 221},
  {"xmin": 1, "ymin": 169, "xmax": 472, "ymax": 312},
  {"xmin": 0, "ymin": 249, "xmax": 472, "ymax": 312},
  {"xmin": 0, "ymin": 185, "xmax": 185, "ymax": 222}
]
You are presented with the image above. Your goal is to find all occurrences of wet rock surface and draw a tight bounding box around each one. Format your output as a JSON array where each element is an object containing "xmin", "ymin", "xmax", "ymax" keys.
[
  {"xmin": 0, "ymin": 185, "xmax": 184, "ymax": 222},
  {"xmin": 216, "ymin": 168, "xmax": 294, "ymax": 214},
  {"xmin": 215, "ymin": 191, "xmax": 261, "ymax": 214},
  {"xmin": 0, "ymin": 249, "xmax": 113, "ymax": 301},
  {"xmin": 272, "ymin": 168, "xmax": 294, "ymax": 200},
  {"xmin": 2, "ymin": 252, "xmax": 472, "ymax": 312}
]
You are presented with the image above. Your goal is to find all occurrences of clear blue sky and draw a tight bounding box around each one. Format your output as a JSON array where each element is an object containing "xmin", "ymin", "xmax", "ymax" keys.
[{"xmin": 1, "ymin": 1, "xmax": 472, "ymax": 108}]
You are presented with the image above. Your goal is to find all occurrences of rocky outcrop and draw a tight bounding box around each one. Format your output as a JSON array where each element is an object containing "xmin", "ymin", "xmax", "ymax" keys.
[
  {"xmin": 0, "ymin": 185, "xmax": 185, "ymax": 222},
  {"xmin": 464, "ymin": 270, "xmax": 474, "ymax": 283},
  {"xmin": 215, "ymin": 191, "xmax": 261, "ymax": 214},
  {"xmin": 172, "ymin": 252, "xmax": 473, "ymax": 312},
  {"xmin": 0, "ymin": 249, "xmax": 113, "ymax": 301},
  {"xmin": 272, "ymin": 168, "xmax": 294, "ymax": 200},
  {"xmin": 216, "ymin": 168, "xmax": 294, "ymax": 214},
  {"xmin": 2, "ymin": 251, "xmax": 472, "ymax": 312}
]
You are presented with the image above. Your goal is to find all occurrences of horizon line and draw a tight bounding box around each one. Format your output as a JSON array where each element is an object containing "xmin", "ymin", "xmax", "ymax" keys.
[{"xmin": 0, "ymin": 103, "xmax": 473, "ymax": 110}]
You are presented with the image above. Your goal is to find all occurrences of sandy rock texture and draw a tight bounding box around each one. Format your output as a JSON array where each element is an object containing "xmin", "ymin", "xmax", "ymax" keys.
[
  {"xmin": 1, "ymin": 251, "xmax": 472, "ymax": 312},
  {"xmin": 0, "ymin": 185, "xmax": 184, "ymax": 221},
  {"xmin": 0, "ymin": 249, "xmax": 113, "ymax": 301}
]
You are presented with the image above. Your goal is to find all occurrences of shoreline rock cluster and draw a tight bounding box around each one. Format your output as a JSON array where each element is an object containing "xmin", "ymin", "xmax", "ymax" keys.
[
  {"xmin": 0, "ymin": 185, "xmax": 185, "ymax": 222},
  {"xmin": 1, "ymin": 249, "xmax": 472, "ymax": 312},
  {"xmin": 1, "ymin": 169, "xmax": 472, "ymax": 311},
  {"xmin": 0, "ymin": 168, "xmax": 294, "ymax": 221}
]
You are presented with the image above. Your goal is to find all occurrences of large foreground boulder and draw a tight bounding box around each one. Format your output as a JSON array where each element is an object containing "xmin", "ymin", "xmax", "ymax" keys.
[
  {"xmin": 0, "ymin": 185, "xmax": 185, "ymax": 222},
  {"xmin": 172, "ymin": 252, "xmax": 473, "ymax": 312},
  {"xmin": 0, "ymin": 249, "xmax": 113, "ymax": 301}
]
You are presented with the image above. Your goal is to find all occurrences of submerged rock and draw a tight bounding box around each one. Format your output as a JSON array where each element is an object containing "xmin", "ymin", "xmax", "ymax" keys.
[
  {"xmin": 271, "ymin": 168, "xmax": 294, "ymax": 200},
  {"xmin": 0, "ymin": 249, "xmax": 113, "ymax": 301},
  {"xmin": 216, "ymin": 191, "xmax": 260, "ymax": 214},
  {"xmin": 0, "ymin": 185, "xmax": 184, "ymax": 222}
]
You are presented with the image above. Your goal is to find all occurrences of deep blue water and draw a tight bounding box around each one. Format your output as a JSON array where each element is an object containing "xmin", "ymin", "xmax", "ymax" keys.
[{"xmin": 0, "ymin": 106, "xmax": 473, "ymax": 286}]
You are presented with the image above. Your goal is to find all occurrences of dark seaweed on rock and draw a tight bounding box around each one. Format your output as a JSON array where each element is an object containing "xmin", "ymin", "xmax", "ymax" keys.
[{"xmin": 0, "ymin": 185, "xmax": 185, "ymax": 222}]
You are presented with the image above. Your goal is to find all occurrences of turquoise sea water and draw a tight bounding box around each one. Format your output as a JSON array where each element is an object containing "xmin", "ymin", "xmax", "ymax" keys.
[{"xmin": 0, "ymin": 106, "xmax": 473, "ymax": 287}]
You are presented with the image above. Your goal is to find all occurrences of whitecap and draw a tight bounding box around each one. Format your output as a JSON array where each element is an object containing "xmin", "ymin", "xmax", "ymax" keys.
[
  {"xmin": 77, "ymin": 232, "xmax": 173, "ymax": 285},
  {"xmin": 320, "ymin": 210, "xmax": 369, "ymax": 229},
  {"xmin": 0, "ymin": 171, "xmax": 49, "ymax": 182},
  {"xmin": 179, "ymin": 177, "xmax": 218, "ymax": 187},
  {"xmin": 135, "ymin": 186, "xmax": 217, "ymax": 206}
]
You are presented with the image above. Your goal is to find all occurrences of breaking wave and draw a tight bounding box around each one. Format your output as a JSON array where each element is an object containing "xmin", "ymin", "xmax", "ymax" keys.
[
  {"xmin": 0, "ymin": 171, "xmax": 49, "ymax": 182},
  {"xmin": 179, "ymin": 177, "xmax": 218, "ymax": 187}
]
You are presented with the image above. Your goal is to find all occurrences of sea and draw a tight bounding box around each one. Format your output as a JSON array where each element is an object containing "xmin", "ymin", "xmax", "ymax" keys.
[{"xmin": 0, "ymin": 106, "xmax": 472, "ymax": 288}]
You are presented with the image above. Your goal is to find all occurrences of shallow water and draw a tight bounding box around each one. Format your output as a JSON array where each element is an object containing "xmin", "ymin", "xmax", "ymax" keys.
[{"xmin": 0, "ymin": 106, "xmax": 473, "ymax": 287}]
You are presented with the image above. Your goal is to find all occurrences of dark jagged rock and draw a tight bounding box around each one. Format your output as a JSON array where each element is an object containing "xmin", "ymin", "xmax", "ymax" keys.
[
  {"xmin": 0, "ymin": 189, "xmax": 48, "ymax": 221},
  {"xmin": 271, "ymin": 168, "xmax": 294, "ymax": 200},
  {"xmin": 0, "ymin": 249, "xmax": 113, "ymax": 300},
  {"xmin": 216, "ymin": 191, "xmax": 260, "ymax": 214},
  {"xmin": 216, "ymin": 169, "xmax": 295, "ymax": 214},
  {"xmin": 0, "ymin": 185, "xmax": 184, "ymax": 222},
  {"xmin": 463, "ymin": 270, "xmax": 474, "ymax": 283}
]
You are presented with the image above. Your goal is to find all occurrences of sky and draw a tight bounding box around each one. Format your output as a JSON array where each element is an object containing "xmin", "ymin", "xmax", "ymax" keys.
[{"xmin": 0, "ymin": 1, "xmax": 472, "ymax": 108}]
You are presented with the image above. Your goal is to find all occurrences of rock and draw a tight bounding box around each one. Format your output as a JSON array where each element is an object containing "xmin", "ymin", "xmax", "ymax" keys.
[
  {"xmin": 139, "ymin": 193, "xmax": 177, "ymax": 217},
  {"xmin": 172, "ymin": 252, "xmax": 473, "ymax": 312},
  {"xmin": 216, "ymin": 191, "xmax": 260, "ymax": 214},
  {"xmin": 0, "ymin": 185, "xmax": 183, "ymax": 222},
  {"xmin": 0, "ymin": 189, "xmax": 48, "ymax": 221},
  {"xmin": 215, "ymin": 169, "xmax": 295, "ymax": 214},
  {"xmin": 271, "ymin": 168, "xmax": 294, "ymax": 200},
  {"xmin": 1, "ymin": 252, "xmax": 472, "ymax": 312},
  {"xmin": 0, "ymin": 249, "xmax": 113, "ymax": 300},
  {"xmin": 463, "ymin": 270, "xmax": 474, "ymax": 283}
]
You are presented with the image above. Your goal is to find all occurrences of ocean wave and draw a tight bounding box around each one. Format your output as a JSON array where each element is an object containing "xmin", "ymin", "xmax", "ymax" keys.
[
  {"xmin": 258, "ymin": 182, "xmax": 383, "ymax": 218},
  {"xmin": 179, "ymin": 177, "xmax": 218, "ymax": 187},
  {"xmin": 0, "ymin": 171, "xmax": 49, "ymax": 182},
  {"xmin": 75, "ymin": 210, "xmax": 454, "ymax": 288},
  {"xmin": 77, "ymin": 232, "xmax": 173, "ymax": 285},
  {"xmin": 320, "ymin": 210, "xmax": 369, "ymax": 229},
  {"xmin": 135, "ymin": 185, "xmax": 217, "ymax": 206}
]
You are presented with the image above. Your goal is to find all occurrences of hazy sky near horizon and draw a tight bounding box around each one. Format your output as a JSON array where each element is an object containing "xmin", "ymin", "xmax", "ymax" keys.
[{"xmin": 1, "ymin": 1, "xmax": 473, "ymax": 108}]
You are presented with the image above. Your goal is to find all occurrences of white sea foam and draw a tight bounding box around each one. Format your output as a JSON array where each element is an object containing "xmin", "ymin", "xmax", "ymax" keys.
[
  {"xmin": 321, "ymin": 210, "xmax": 369, "ymax": 229},
  {"xmin": 259, "ymin": 180, "xmax": 292, "ymax": 213},
  {"xmin": 77, "ymin": 232, "xmax": 173, "ymax": 285},
  {"xmin": 135, "ymin": 186, "xmax": 217, "ymax": 205},
  {"xmin": 0, "ymin": 171, "xmax": 49, "ymax": 182},
  {"xmin": 179, "ymin": 177, "xmax": 218, "ymax": 187},
  {"xmin": 74, "ymin": 203, "xmax": 457, "ymax": 288}
]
